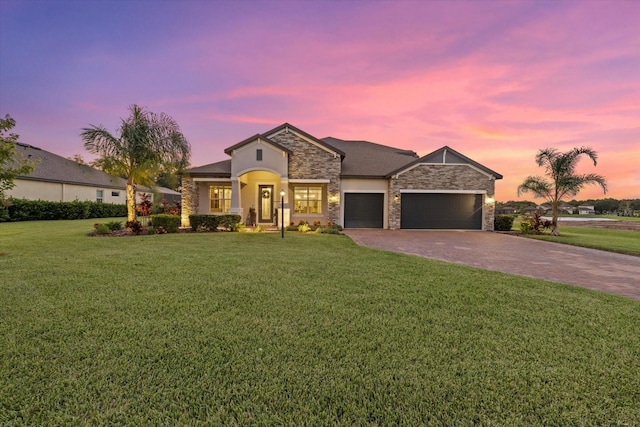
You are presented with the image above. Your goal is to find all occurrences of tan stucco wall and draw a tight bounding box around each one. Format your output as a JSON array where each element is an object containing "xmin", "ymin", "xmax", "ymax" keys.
[{"xmin": 230, "ymin": 140, "xmax": 288, "ymax": 177}]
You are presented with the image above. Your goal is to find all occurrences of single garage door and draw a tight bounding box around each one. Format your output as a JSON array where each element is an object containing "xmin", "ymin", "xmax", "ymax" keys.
[
  {"xmin": 401, "ymin": 193, "xmax": 483, "ymax": 229},
  {"xmin": 344, "ymin": 193, "xmax": 384, "ymax": 228}
]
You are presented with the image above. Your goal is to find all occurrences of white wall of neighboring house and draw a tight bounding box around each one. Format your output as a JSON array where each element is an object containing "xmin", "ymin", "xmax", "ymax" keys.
[{"xmin": 7, "ymin": 178, "xmax": 151, "ymax": 204}]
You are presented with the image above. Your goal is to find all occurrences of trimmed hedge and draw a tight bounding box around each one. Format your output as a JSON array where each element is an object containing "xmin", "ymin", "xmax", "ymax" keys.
[
  {"xmin": 150, "ymin": 214, "xmax": 181, "ymax": 233},
  {"xmin": 189, "ymin": 214, "xmax": 241, "ymax": 232},
  {"xmin": 2, "ymin": 198, "xmax": 127, "ymax": 222},
  {"xmin": 494, "ymin": 214, "xmax": 515, "ymax": 231}
]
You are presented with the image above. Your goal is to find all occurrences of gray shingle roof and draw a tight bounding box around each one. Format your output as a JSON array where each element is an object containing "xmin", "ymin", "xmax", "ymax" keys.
[
  {"xmin": 322, "ymin": 137, "xmax": 418, "ymax": 177},
  {"xmin": 14, "ymin": 143, "xmax": 183, "ymax": 194},
  {"xmin": 15, "ymin": 143, "xmax": 126, "ymax": 188},
  {"xmin": 184, "ymin": 159, "xmax": 231, "ymax": 176}
]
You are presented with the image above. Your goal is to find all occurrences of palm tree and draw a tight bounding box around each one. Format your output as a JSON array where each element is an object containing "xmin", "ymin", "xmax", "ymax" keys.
[
  {"xmin": 518, "ymin": 147, "xmax": 607, "ymax": 236},
  {"xmin": 81, "ymin": 105, "xmax": 190, "ymax": 221}
]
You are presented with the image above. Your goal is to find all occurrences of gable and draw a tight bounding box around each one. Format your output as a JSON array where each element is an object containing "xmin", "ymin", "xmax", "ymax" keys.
[{"xmin": 387, "ymin": 146, "xmax": 503, "ymax": 180}]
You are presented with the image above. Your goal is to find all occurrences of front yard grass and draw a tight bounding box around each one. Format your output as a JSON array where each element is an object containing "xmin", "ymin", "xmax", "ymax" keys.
[{"xmin": 1, "ymin": 219, "xmax": 640, "ymax": 425}]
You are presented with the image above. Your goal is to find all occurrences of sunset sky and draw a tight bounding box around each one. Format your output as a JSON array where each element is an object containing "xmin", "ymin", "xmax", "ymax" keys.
[{"xmin": 1, "ymin": 0, "xmax": 638, "ymax": 201}]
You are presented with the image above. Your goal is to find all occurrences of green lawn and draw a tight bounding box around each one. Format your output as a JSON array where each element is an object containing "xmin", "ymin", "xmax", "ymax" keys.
[
  {"xmin": 1, "ymin": 219, "xmax": 640, "ymax": 425},
  {"xmin": 525, "ymin": 226, "xmax": 640, "ymax": 256}
]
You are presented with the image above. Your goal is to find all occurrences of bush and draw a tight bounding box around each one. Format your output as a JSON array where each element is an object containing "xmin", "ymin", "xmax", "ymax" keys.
[
  {"xmin": 150, "ymin": 214, "xmax": 180, "ymax": 233},
  {"xmin": 5, "ymin": 198, "xmax": 126, "ymax": 221},
  {"xmin": 494, "ymin": 215, "xmax": 515, "ymax": 231},
  {"xmin": 189, "ymin": 214, "xmax": 219, "ymax": 232},
  {"xmin": 93, "ymin": 223, "xmax": 112, "ymax": 235},
  {"xmin": 105, "ymin": 221, "xmax": 123, "ymax": 231},
  {"xmin": 189, "ymin": 214, "xmax": 241, "ymax": 232},
  {"xmin": 125, "ymin": 220, "xmax": 143, "ymax": 235},
  {"xmin": 218, "ymin": 214, "xmax": 241, "ymax": 231},
  {"xmin": 298, "ymin": 223, "xmax": 311, "ymax": 233}
]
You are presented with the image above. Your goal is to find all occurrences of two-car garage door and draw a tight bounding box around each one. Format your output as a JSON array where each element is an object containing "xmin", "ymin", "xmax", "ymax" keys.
[
  {"xmin": 343, "ymin": 192, "xmax": 483, "ymax": 229},
  {"xmin": 401, "ymin": 193, "xmax": 483, "ymax": 229}
]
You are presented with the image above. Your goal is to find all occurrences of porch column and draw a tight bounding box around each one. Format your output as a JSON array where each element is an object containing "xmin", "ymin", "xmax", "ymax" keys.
[
  {"xmin": 280, "ymin": 178, "xmax": 290, "ymax": 227},
  {"xmin": 229, "ymin": 177, "xmax": 243, "ymax": 219}
]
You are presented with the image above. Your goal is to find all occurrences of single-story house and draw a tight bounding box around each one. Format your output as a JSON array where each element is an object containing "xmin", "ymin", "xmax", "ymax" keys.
[
  {"xmin": 7, "ymin": 142, "xmax": 180, "ymax": 204},
  {"xmin": 578, "ymin": 205, "xmax": 595, "ymax": 215},
  {"xmin": 495, "ymin": 206, "xmax": 517, "ymax": 215},
  {"xmin": 181, "ymin": 123, "xmax": 503, "ymax": 230}
]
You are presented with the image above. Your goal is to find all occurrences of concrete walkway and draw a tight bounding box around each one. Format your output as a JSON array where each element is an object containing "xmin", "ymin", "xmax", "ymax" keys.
[{"xmin": 344, "ymin": 230, "xmax": 640, "ymax": 301}]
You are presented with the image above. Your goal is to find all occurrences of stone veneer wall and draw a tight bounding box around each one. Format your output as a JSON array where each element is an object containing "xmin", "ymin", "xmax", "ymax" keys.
[
  {"xmin": 180, "ymin": 177, "xmax": 199, "ymax": 227},
  {"xmin": 388, "ymin": 164, "xmax": 496, "ymax": 230},
  {"xmin": 270, "ymin": 132, "xmax": 342, "ymax": 224}
]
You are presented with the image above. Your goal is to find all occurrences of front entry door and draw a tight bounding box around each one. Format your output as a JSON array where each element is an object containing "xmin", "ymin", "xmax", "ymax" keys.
[{"xmin": 258, "ymin": 185, "xmax": 274, "ymax": 223}]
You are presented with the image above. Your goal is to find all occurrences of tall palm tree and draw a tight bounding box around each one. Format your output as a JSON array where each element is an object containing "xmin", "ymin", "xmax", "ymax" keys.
[
  {"xmin": 518, "ymin": 147, "xmax": 607, "ymax": 236},
  {"xmin": 81, "ymin": 105, "xmax": 190, "ymax": 221}
]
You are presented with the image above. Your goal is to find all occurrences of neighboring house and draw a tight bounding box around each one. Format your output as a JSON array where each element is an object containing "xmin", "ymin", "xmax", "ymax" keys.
[
  {"xmin": 558, "ymin": 203, "xmax": 576, "ymax": 214},
  {"xmin": 181, "ymin": 123, "xmax": 503, "ymax": 230},
  {"xmin": 6, "ymin": 143, "xmax": 180, "ymax": 204},
  {"xmin": 578, "ymin": 205, "xmax": 595, "ymax": 215},
  {"xmin": 495, "ymin": 206, "xmax": 517, "ymax": 215}
]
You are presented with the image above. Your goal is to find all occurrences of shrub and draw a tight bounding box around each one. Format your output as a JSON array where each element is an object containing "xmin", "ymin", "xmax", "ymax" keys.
[
  {"xmin": 150, "ymin": 214, "xmax": 180, "ymax": 233},
  {"xmin": 520, "ymin": 218, "xmax": 533, "ymax": 234},
  {"xmin": 125, "ymin": 220, "xmax": 143, "ymax": 235},
  {"xmin": 298, "ymin": 223, "xmax": 311, "ymax": 233},
  {"xmin": 5, "ymin": 198, "xmax": 126, "ymax": 221},
  {"xmin": 93, "ymin": 223, "xmax": 112, "ymax": 235},
  {"xmin": 105, "ymin": 221, "xmax": 122, "ymax": 231},
  {"xmin": 189, "ymin": 214, "xmax": 219, "ymax": 232},
  {"xmin": 494, "ymin": 215, "xmax": 515, "ymax": 231},
  {"xmin": 218, "ymin": 214, "xmax": 241, "ymax": 231}
]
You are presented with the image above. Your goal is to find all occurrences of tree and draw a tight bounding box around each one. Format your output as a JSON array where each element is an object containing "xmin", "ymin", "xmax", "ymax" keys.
[
  {"xmin": 0, "ymin": 114, "xmax": 38, "ymax": 201},
  {"xmin": 80, "ymin": 105, "xmax": 190, "ymax": 221},
  {"xmin": 517, "ymin": 147, "xmax": 607, "ymax": 236}
]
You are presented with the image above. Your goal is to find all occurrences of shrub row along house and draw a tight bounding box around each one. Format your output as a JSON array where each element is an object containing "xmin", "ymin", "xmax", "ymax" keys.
[
  {"xmin": 181, "ymin": 123, "xmax": 502, "ymax": 230},
  {"xmin": 7, "ymin": 143, "xmax": 180, "ymax": 205}
]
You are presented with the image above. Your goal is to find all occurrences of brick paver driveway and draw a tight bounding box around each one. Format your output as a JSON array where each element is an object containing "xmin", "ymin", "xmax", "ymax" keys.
[{"xmin": 344, "ymin": 230, "xmax": 640, "ymax": 301}]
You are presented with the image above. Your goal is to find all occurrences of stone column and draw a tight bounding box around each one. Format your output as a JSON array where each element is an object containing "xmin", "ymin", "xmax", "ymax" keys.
[{"xmin": 180, "ymin": 177, "xmax": 195, "ymax": 227}]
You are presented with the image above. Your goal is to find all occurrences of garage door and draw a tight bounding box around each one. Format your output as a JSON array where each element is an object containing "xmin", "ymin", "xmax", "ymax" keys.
[
  {"xmin": 344, "ymin": 193, "xmax": 384, "ymax": 228},
  {"xmin": 401, "ymin": 193, "xmax": 483, "ymax": 229}
]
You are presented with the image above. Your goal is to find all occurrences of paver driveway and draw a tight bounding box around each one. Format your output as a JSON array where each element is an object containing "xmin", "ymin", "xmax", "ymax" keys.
[{"xmin": 344, "ymin": 230, "xmax": 640, "ymax": 301}]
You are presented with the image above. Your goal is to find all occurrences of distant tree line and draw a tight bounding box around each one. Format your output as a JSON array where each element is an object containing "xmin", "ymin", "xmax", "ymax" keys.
[{"xmin": 498, "ymin": 198, "xmax": 640, "ymax": 215}]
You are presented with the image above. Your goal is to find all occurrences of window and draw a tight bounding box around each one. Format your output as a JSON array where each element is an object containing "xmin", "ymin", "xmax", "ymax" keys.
[
  {"xmin": 209, "ymin": 185, "xmax": 231, "ymax": 213},
  {"xmin": 111, "ymin": 191, "xmax": 120, "ymax": 197},
  {"xmin": 294, "ymin": 186, "xmax": 322, "ymax": 214},
  {"xmin": 96, "ymin": 190, "xmax": 103, "ymax": 203},
  {"xmin": 256, "ymin": 149, "xmax": 263, "ymax": 161}
]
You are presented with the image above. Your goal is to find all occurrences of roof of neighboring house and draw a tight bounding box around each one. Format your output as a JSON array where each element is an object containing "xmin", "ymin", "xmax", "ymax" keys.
[
  {"xmin": 15, "ymin": 143, "xmax": 126, "ymax": 189},
  {"xmin": 13, "ymin": 142, "xmax": 181, "ymax": 195},
  {"xmin": 322, "ymin": 137, "xmax": 418, "ymax": 177},
  {"xmin": 386, "ymin": 146, "xmax": 503, "ymax": 179}
]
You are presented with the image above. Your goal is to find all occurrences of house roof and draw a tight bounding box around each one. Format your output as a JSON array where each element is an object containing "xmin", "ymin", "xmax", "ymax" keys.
[
  {"xmin": 322, "ymin": 137, "xmax": 419, "ymax": 178},
  {"xmin": 15, "ymin": 143, "xmax": 126, "ymax": 189},
  {"xmin": 386, "ymin": 145, "xmax": 503, "ymax": 179},
  {"xmin": 268, "ymin": 123, "xmax": 345, "ymax": 157},
  {"xmin": 13, "ymin": 142, "xmax": 181, "ymax": 195},
  {"xmin": 185, "ymin": 159, "xmax": 231, "ymax": 177}
]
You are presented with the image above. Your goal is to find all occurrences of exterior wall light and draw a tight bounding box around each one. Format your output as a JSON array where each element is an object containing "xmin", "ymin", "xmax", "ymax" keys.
[
  {"xmin": 393, "ymin": 194, "xmax": 399, "ymax": 203},
  {"xmin": 486, "ymin": 195, "xmax": 495, "ymax": 204}
]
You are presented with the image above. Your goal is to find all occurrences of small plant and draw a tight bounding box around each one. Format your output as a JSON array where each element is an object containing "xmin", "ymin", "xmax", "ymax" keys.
[
  {"xmin": 196, "ymin": 224, "xmax": 211, "ymax": 233},
  {"xmin": 520, "ymin": 218, "xmax": 533, "ymax": 234},
  {"xmin": 105, "ymin": 221, "xmax": 122, "ymax": 231},
  {"xmin": 125, "ymin": 220, "xmax": 143, "ymax": 235},
  {"xmin": 298, "ymin": 220, "xmax": 308, "ymax": 226},
  {"xmin": 313, "ymin": 220, "xmax": 321, "ymax": 227},
  {"xmin": 154, "ymin": 226, "xmax": 167, "ymax": 234},
  {"xmin": 298, "ymin": 223, "xmax": 310, "ymax": 233},
  {"xmin": 93, "ymin": 223, "xmax": 111, "ymax": 235},
  {"xmin": 255, "ymin": 225, "xmax": 263, "ymax": 233}
]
